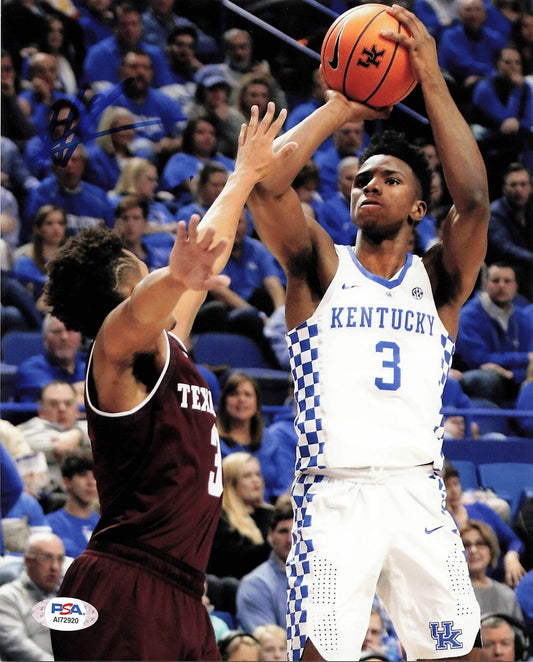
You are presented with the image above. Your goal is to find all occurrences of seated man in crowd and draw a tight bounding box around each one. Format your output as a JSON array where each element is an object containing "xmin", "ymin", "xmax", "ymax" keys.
[
  {"xmin": 454, "ymin": 262, "xmax": 533, "ymax": 406},
  {"xmin": 236, "ymin": 497, "xmax": 292, "ymax": 632},
  {"xmin": 0, "ymin": 532, "xmax": 65, "ymax": 661},
  {"xmin": 47, "ymin": 452, "xmax": 99, "ymax": 559},
  {"xmin": 14, "ymin": 314, "xmax": 86, "ymax": 403}
]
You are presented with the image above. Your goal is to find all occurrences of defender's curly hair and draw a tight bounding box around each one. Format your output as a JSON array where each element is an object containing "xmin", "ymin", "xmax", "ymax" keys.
[
  {"xmin": 44, "ymin": 224, "xmax": 138, "ymax": 339},
  {"xmin": 359, "ymin": 130, "xmax": 432, "ymax": 205}
]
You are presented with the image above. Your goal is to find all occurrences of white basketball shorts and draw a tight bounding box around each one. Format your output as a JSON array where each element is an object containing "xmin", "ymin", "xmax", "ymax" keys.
[{"xmin": 286, "ymin": 465, "xmax": 480, "ymax": 661}]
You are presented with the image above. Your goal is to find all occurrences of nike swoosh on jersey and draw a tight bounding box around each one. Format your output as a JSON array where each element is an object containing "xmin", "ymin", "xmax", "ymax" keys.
[
  {"xmin": 328, "ymin": 25, "xmax": 345, "ymax": 70},
  {"xmin": 424, "ymin": 525, "xmax": 444, "ymax": 534},
  {"xmin": 341, "ymin": 283, "xmax": 358, "ymax": 289}
]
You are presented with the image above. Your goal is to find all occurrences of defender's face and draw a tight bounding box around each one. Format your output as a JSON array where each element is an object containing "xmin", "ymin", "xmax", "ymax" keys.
[{"xmin": 352, "ymin": 154, "xmax": 425, "ymax": 236}]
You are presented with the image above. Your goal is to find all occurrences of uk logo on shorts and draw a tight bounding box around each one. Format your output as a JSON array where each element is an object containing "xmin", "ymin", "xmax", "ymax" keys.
[
  {"xmin": 429, "ymin": 621, "xmax": 463, "ymax": 650},
  {"xmin": 32, "ymin": 597, "xmax": 99, "ymax": 631}
]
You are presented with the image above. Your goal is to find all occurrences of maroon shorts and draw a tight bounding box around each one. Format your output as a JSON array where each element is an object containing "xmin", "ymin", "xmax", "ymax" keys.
[{"xmin": 51, "ymin": 542, "xmax": 220, "ymax": 661}]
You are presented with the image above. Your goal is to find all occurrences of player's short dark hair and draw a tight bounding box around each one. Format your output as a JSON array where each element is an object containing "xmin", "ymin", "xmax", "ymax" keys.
[
  {"xmin": 61, "ymin": 451, "xmax": 94, "ymax": 479},
  {"xmin": 45, "ymin": 224, "xmax": 140, "ymax": 339},
  {"xmin": 359, "ymin": 130, "xmax": 432, "ymax": 205}
]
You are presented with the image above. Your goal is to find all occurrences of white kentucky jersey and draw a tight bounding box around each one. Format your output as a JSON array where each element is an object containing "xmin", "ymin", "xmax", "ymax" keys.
[{"xmin": 287, "ymin": 246, "xmax": 454, "ymax": 473}]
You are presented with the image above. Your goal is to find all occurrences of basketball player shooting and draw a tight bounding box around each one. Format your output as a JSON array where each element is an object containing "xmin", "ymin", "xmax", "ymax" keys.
[
  {"xmin": 45, "ymin": 104, "xmax": 296, "ymax": 662},
  {"xmin": 247, "ymin": 5, "xmax": 489, "ymax": 662}
]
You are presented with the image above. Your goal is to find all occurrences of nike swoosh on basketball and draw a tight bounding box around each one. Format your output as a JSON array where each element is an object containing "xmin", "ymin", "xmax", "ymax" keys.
[
  {"xmin": 328, "ymin": 25, "xmax": 345, "ymax": 70},
  {"xmin": 424, "ymin": 525, "xmax": 444, "ymax": 534}
]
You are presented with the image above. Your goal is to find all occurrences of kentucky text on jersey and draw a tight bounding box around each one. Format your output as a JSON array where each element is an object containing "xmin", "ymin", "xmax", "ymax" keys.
[
  {"xmin": 176, "ymin": 382, "xmax": 215, "ymax": 415},
  {"xmin": 330, "ymin": 306, "xmax": 435, "ymax": 334}
]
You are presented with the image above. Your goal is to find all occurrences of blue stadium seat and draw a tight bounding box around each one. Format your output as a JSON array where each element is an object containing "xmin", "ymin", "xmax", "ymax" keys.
[
  {"xmin": 193, "ymin": 332, "xmax": 271, "ymax": 370},
  {"xmin": 1, "ymin": 331, "xmax": 44, "ymax": 367},
  {"xmin": 477, "ymin": 462, "xmax": 533, "ymax": 520}
]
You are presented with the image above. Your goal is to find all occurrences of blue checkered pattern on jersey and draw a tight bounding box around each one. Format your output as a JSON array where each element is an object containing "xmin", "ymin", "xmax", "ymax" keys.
[
  {"xmin": 433, "ymin": 333, "xmax": 455, "ymax": 471},
  {"xmin": 287, "ymin": 474, "xmax": 323, "ymax": 661},
  {"xmin": 287, "ymin": 322, "xmax": 326, "ymax": 471}
]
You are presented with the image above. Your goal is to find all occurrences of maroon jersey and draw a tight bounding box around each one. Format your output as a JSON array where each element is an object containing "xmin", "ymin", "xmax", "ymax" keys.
[{"xmin": 85, "ymin": 331, "xmax": 222, "ymax": 573}]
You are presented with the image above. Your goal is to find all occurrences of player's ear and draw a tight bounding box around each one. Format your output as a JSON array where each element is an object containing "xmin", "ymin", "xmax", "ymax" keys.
[{"xmin": 410, "ymin": 199, "xmax": 427, "ymax": 223}]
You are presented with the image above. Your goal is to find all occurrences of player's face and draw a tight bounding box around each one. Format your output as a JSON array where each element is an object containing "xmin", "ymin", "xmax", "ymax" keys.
[
  {"xmin": 38, "ymin": 210, "xmax": 66, "ymax": 246},
  {"xmin": 485, "ymin": 266, "xmax": 517, "ymax": 306},
  {"xmin": 259, "ymin": 633, "xmax": 287, "ymax": 661},
  {"xmin": 462, "ymin": 529, "xmax": 491, "ymax": 574},
  {"xmin": 65, "ymin": 470, "xmax": 98, "ymax": 506},
  {"xmin": 268, "ymin": 518, "xmax": 293, "ymax": 564},
  {"xmin": 235, "ymin": 458, "xmax": 263, "ymax": 506},
  {"xmin": 352, "ymin": 155, "xmax": 426, "ymax": 238},
  {"xmin": 25, "ymin": 538, "xmax": 65, "ymax": 593},
  {"xmin": 39, "ymin": 383, "xmax": 79, "ymax": 427},
  {"xmin": 481, "ymin": 625, "xmax": 516, "ymax": 661}
]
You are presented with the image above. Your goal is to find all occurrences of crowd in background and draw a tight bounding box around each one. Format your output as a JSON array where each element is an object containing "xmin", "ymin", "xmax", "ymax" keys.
[{"xmin": 0, "ymin": 0, "xmax": 533, "ymax": 659}]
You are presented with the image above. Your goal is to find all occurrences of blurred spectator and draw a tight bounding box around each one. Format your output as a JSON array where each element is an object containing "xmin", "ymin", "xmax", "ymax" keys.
[
  {"xmin": 110, "ymin": 157, "xmax": 177, "ymax": 233},
  {"xmin": 78, "ymin": 0, "xmax": 114, "ymax": 51},
  {"xmin": 0, "ymin": 272, "xmax": 42, "ymax": 335},
  {"xmin": 82, "ymin": 1, "xmax": 171, "ymax": 92},
  {"xmin": 480, "ymin": 612, "xmax": 525, "ymax": 662},
  {"xmin": 13, "ymin": 205, "xmax": 67, "ymax": 310},
  {"xmin": 320, "ymin": 156, "xmax": 359, "ymax": 245},
  {"xmin": 189, "ymin": 66, "xmax": 246, "ymax": 159},
  {"xmin": 177, "ymin": 162, "xmax": 228, "ymax": 223},
  {"xmin": 236, "ymin": 497, "xmax": 292, "ymax": 631},
  {"xmin": 141, "ymin": 0, "xmax": 218, "ymax": 62},
  {"xmin": 513, "ymin": 356, "xmax": 533, "ymax": 437},
  {"xmin": 0, "ymin": 532, "xmax": 65, "ymax": 661},
  {"xmin": 201, "ymin": 581, "xmax": 230, "ymax": 642},
  {"xmin": 263, "ymin": 306, "xmax": 291, "ymax": 372},
  {"xmin": 39, "ymin": 16, "xmax": 78, "ymax": 94},
  {"xmin": 160, "ymin": 116, "xmax": 234, "ymax": 205},
  {"xmin": 361, "ymin": 609, "xmax": 391, "ymax": 660},
  {"xmin": 471, "ymin": 47, "xmax": 533, "ymax": 198},
  {"xmin": 2, "ymin": 487, "xmax": 50, "ymax": 555},
  {"xmin": 314, "ymin": 120, "xmax": 367, "ymax": 200},
  {"xmin": 91, "ymin": 49, "xmax": 185, "ymax": 161},
  {"xmin": 511, "ymin": 11, "xmax": 533, "ymax": 79},
  {"xmin": 413, "ymin": 0, "xmax": 459, "ymax": 40},
  {"xmin": 220, "ymin": 28, "xmax": 288, "ymax": 111},
  {"xmin": 1, "ymin": 186, "xmax": 21, "ymax": 256},
  {"xmin": 159, "ymin": 26, "xmax": 202, "ymax": 116},
  {"xmin": 252, "ymin": 624, "xmax": 287, "ymax": 662},
  {"xmin": 24, "ymin": 144, "xmax": 114, "ymax": 239},
  {"xmin": 14, "ymin": 314, "xmax": 86, "ymax": 404},
  {"xmin": 443, "ymin": 462, "xmax": 526, "ymax": 586},
  {"xmin": 235, "ymin": 74, "xmax": 273, "ymax": 123},
  {"xmin": 84, "ymin": 106, "xmax": 146, "ymax": 193},
  {"xmin": 438, "ymin": 0, "xmax": 506, "ymax": 116},
  {"xmin": 47, "ymin": 452, "xmax": 99, "ymax": 558},
  {"xmin": 1, "ymin": 137, "xmax": 39, "ymax": 205},
  {"xmin": 515, "ymin": 571, "xmax": 533, "ymax": 634},
  {"xmin": 218, "ymin": 630, "xmax": 261, "ymax": 662},
  {"xmin": 113, "ymin": 195, "xmax": 172, "ymax": 271},
  {"xmin": 460, "ymin": 519, "xmax": 523, "ymax": 619},
  {"xmin": 17, "ymin": 381, "xmax": 89, "ymax": 494},
  {"xmin": 292, "ymin": 160, "xmax": 325, "ymax": 223},
  {"xmin": 455, "ymin": 262, "xmax": 533, "ymax": 405},
  {"xmin": 486, "ymin": 163, "xmax": 533, "ymax": 302},
  {"xmin": 1, "ymin": 51, "xmax": 35, "ymax": 151},
  {"xmin": 207, "ymin": 452, "xmax": 272, "ymax": 580}
]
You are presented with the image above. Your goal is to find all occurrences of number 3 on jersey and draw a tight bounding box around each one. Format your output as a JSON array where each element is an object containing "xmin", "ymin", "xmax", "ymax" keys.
[
  {"xmin": 208, "ymin": 425, "xmax": 223, "ymax": 497},
  {"xmin": 375, "ymin": 341, "xmax": 401, "ymax": 391}
]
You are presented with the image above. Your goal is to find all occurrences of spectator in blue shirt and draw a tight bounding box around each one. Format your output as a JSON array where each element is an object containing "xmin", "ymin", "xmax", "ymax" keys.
[
  {"xmin": 82, "ymin": 2, "xmax": 171, "ymax": 92},
  {"xmin": 14, "ymin": 314, "xmax": 86, "ymax": 403},
  {"xmin": 47, "ymin": 452, "xmax": 99, "ymax": 558},
  {"xmin": 454, "ymin": 262, "xmax": 533, "ymax": 405},
  {"xmin": 320, "ymin": 156, "xmax": 359, "ymax": 246},
  {"xmin": 236, "ymin": 497, "xmax": 292, "ymax": 631}
]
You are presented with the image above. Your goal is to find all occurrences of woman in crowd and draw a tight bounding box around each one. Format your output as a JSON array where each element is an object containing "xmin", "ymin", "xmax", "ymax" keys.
[
  {"xmin": 207, "ymin": 452, "xmax": 273, "ymax": 580},
  {"xmin": 235, "ymin": 74, "xmax": 272, "ymax": 122},
  {"xmin": 252, "ymin": 624, "xmax": 287, "ymax": 662},
  {"xmin": 12, "ymin": 204, "xmax": 67, "ymax": 309},
  {"xmin": 160, "ymin": 116, "xmax": 235, "ymax": 206},
  {"xmin": 460, "ymin": 519, "xmax": 524, "ymax": 620}
]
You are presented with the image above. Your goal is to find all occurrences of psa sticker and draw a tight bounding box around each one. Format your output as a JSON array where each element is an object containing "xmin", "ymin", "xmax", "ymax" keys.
[{"xmin": 32, "ymin": 597, "xmax": 99, "ymax": 630}]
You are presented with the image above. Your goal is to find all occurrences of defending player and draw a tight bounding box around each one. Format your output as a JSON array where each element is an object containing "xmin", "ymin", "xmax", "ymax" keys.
[
  {"xmin": 246, "ymin": 6, "xmax": 489, "ymax": 662},
  {"xmin": 46, "ymin": 104, "xmax": 295, "ymax": 661}
]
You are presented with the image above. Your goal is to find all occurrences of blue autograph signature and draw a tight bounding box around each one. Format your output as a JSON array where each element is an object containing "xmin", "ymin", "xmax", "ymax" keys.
[{"xmin": 39, "ymin": 78, "xmax": 184, "ymax": 167}]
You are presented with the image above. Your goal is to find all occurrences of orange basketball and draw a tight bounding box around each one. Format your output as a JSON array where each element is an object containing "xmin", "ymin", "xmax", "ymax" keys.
[{"xmin": 320, "ymin": 3, "xmax": 417, "ymax": 107}]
